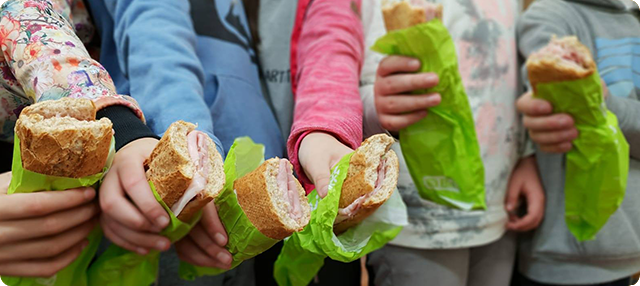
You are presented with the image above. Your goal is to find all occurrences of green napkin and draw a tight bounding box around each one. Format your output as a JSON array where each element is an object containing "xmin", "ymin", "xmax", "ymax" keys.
[
  {"xmin": 534, "ymin": 71, "xmax": 629, "ymax": 241},
  {"xmin": 86, "ymin": 181, "xmax": 201, "ymax": 286},
  {"xmin": 1, "ymin": 137, "xmax": 114, "ymax": 286},
  {"xmin": 179, "ymin": 137, "xmax": 279, "ymax": 279},
  {"xmin": 273, "ymin": 153, "xmax": 408, "ymax": 286},
  {"xmin": 371, "ymin": 19, "xmax": 486, "ymax": 210}
]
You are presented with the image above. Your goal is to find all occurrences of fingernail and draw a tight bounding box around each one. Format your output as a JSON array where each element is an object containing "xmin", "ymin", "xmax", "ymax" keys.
[
  {"xmin": 506, "ymin": 204, "xmax": 513, "ymax": 211},
  {"xmin": 136, "ymin": 247, "xmax": 148, "ymax": 255},
  {"xmin": 84, "ymin": 188, "xmax": 95, "ymax": 200},
  {"xmin": 156, "ymin": 240, "xmax": 168, "ymax": 251},
  {"xmin": 537, "ymin": 104, "xmax": 551, "ymax": 113},
  {"xmin": 409, "ymin": 59, "xmax": 420, "ymax": 69},
  {"xmin": 217, "ymin": 252, "xmax": 232, "ymax": 264},
  {"xmin": 214, "ymin": 233, "xmax": 227, "ymax": 246},
  {"xmin": 156, "ymin": 216, "xmax": 169, "ymax": 228}
]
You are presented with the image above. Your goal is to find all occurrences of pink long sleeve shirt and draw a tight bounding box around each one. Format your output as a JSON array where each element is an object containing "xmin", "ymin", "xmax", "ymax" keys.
[{"xmin": 288, "ymin": 0, "xmax": 365, "ymax": 193}]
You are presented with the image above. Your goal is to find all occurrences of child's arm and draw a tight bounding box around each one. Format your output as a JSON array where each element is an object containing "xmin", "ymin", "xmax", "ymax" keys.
[
  {"xmin": 0, "ymin": 172, "xmax": 98, "ymax": 277},
  {"xmin": 517, "ymin": 1, "xmax": 640, "ymax": 158},
  {"xmin": 99, "ymin": 0, "xmax": 230, "ymax": 267},
  {"xmin": 100, "ymin": 0, "xmax": 221, "ymax": 150},
  {"xmin": 288, "ymin": 0, "xmax": 363, "ymax": 196}
]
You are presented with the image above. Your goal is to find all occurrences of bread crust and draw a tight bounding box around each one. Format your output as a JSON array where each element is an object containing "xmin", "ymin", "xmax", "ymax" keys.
[
  {"xmin": 20, "ymin": 98, "xmax": 97, "ymax": 121},
  {"xmin": 235, "ymin": 158, "xmax": 309, "ymax": 240},
  {"xmin": 339, "ymin": 134, "xmax": 395, "ymax": 208},
  {"xmin": 15, "ymin": 114, "xmax": 112, "ymax": 177},
  {"xmin": 145, "ymin": 122, "xmax": 195, "ymax": 209},
  {"xmin": 334, "ymin": 150, "xmax": 399, "ymax": 234},
  {"xmin": 382, "ymin": 1, "xmax": 443, "ymax": 31},
  {"xmin": 527, "ymin": 36, "xmax": 596, "ymax": 90}
]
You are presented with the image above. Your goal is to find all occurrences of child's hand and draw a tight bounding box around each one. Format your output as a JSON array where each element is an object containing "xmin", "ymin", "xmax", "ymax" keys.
[
  {"xmin": 175, "ymin": 202, "xmax": 232, "ymax": 269},
  {"xmin": 0, "ymin": 172, "xmax": 99, "ymax": 277},
  {"xmin": 374, "ymin": 55, "xmax": 441, "ymax": 131},
  {"xmin": 505, "ymin": 156, "xmax": 545, "ymax": 232},
  {"xmin": 299, "ymin": 132, "xmax": 354, "ymax": 198},
  {"xmin": 100, "ymin": 137, "xmax": 171, "ymax": 255},
  {"xmin": 517, "ymin": 92, "xmax": 578, "ymax": 153}
]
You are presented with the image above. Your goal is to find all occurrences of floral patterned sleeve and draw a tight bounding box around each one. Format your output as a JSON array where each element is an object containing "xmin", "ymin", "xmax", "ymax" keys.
[{"xmin": 0, "ymin": 0, "xmax": 144, "ymax": 124}]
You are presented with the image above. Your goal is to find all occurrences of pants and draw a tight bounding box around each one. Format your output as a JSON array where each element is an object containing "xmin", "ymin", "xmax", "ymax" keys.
[
  {"xmin": 254, "ymin": 241, "xmax": 361, "ymax": 286},
  {"xmin": 367, "ymin": 232, "xmax": 516, "ymax": 286},
  {"xmin": 515, "ymin": 274, "xmax": 631, "ymax": 286}
]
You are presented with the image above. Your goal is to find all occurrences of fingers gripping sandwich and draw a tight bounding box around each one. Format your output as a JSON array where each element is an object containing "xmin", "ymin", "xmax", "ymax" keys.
[
  {"xmin": 234, "ymin": 158, "xmax": 311, "ymax": 240},
  {"xmin": 15, "ymin": 98, "xmax": 113, "ymax": 178},
  {"xmin": 526, "ymin": 36, "xmax": 597, "ymax": 88},
  {"xmin": 145, "ymin": 121, "xmax": 225, "ymax": 221},
  {"xmin": 334, "ymin": 134, "xmax": 399, "ymax": 234},
  {"xmin": 382, "ymin": 0, "xmax": 443, "ymax": 31}
]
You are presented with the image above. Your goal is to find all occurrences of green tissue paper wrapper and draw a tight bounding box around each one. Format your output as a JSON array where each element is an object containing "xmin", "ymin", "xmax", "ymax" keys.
[
  {"xmin": 179, "ymin": 137, "xmax": 279, "ymax": 279},
  {"xmin": 273, "ymin": 153, "xmax": 408, "ymax": 286},
  {"xmin": 371, "ymin": 19, "xmax": 485, "ymax": 210},
  {"xmin": 87, "ymin": 181, "xmax": 202, "ymax": 286},
  {"xmin": 1, "ymin": 137, "xmax": 114, "ymax": 286},
  {"xmin": 534, "ymin": 71, "xmax": 629, "ymax": 241}
]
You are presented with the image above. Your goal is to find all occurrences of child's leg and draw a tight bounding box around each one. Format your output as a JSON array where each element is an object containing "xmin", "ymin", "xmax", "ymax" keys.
[
  {"xmin": 468, "ymin": 232, "xmax": 516, "ymax": 286},
  {"xmin": 367, "ymin": 244, "xmax": 469, "ymax": 286}
]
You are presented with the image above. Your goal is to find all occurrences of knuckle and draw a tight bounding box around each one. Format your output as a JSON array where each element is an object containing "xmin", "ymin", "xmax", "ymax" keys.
[
  {"xmin": 25, "ymin": 196, "xmax": 47, "ymax": 216},
  {"xmin": 100, "ymin": 196, "xmax": 115, "ymax": 213},
  {"xmin": 42, "ymin": 217, "xmax": 62, "ymax": 234}
]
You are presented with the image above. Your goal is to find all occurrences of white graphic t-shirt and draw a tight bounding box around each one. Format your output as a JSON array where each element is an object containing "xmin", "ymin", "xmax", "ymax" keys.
[{"xmin": 361, "ymin": 0, "xmax": 524, "ymax": 249}]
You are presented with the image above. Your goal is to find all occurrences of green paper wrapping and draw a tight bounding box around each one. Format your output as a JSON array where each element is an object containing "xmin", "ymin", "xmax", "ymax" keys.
[
  {"xmin": 1, "ymin": 137, "xmax": 114, "ymax": 286},
  {"xmin": 534, "ymin": 71, "xmax": 629, "ymax": 241},
  {"xmin": 87, "ymin": 181, "xmax": 201, "ymax": 286},
  {"xmin": 179, "ymin": 137, "xmax": 279, "ymax": 279},
  {"xmin": 371, "ymin": 20, "xmax": 485, "ymax": 210},
  {"xmin": 273, "ymin": 153, "xmax": 408, "ymax": 286}
]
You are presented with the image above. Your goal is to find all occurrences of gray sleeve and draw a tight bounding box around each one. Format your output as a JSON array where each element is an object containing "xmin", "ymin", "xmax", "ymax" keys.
[
  {"xmin": 606, "ymin": 96, "xmax": 640, "ymax": 159},
  {"xmin": 517, "ymin": 0, "xmax": 578, "ymax": 59}
]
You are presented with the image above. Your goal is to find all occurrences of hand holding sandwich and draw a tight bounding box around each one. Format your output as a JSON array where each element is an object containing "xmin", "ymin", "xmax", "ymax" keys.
[
  {"xmin": 100, "ymin": 137, "xmax": 172, "ymax": 255},
  {"xmin": 0, "ymin": 172, "xmax": 99, "ymax": 277},
  {"xmin": 374, "ymin": 55, "xmax": 442, "ymax": 132},
  {"xmin": 175, "ymin": 202, "xmax": 232, "ymax": 269},
  {"xmin": 299, "ymin": 132, "xmax": 354, "ymax": 198}
]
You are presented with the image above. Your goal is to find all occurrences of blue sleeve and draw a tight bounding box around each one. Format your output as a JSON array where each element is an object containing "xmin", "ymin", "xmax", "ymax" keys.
[{"xmin": 103, "ymin": 0, "xmax": 224, "ymax": 154}]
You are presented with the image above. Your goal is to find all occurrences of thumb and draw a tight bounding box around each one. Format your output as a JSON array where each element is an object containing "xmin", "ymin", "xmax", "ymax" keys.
[
  {"xmin": 505, "ymin": 179, "xmax": 521, "ymax": 213},
  {"xmin": 312, "ymin": 172, "xmax": 331, "ymax": 198}
]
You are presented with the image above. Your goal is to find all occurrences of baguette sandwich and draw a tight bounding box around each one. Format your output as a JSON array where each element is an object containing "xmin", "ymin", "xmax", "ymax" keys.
[
  {"xmin": 145, "ymin": 121, "xmax": 225, "ymax": 221},
  {"xmin": 382, "ymin": 0, "xmax": 443, "ymax": 31},
  {"xmin": 526, "ymin": 36, "xmax": 596, "ymax": 89},
  {"xmin": 334, "ymin": 134, "xmax": 399, "ymax": 234},
  {"xmin": 14, "ymin": 98, "xmax": 113, "ymax": 178},
  {"xmin": 234, "ymin": 158, "xmax": 311, "ymax": 240}
]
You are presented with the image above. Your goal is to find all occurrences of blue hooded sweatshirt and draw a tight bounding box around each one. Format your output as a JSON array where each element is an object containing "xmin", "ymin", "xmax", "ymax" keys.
[{"xmin": 86, "ymin": 0, "xmax": 285, "ymax": 160}]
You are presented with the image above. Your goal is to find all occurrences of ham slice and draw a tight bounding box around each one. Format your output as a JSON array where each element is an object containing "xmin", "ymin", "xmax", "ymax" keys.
[
  {"xmin": 409, "ymin": 0, "xmax": 441, "ymax": 21},
  {"xmin": 534, "ymin": 41, "xmax": 586, "ymax": 69},
  {"xmin": 277, "ymin": 159, "xmax": 303, "ymax": 221},
  {"xmin": 335, "ymin": 157, "xmax": 388, "ymax": 224},
  {"xmin": 171, "ymin": 131, "xmax": 210, "ymax": 216}
]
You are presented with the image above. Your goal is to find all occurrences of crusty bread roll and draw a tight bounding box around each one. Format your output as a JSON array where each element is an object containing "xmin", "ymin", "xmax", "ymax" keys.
[
  {"xmin": 527, "ymin": 36, "xmax": 597, "ymax": 90},
  {"xmin": 145, "ymin": 121, "xmax": 225, "ymax": 221},
  {"xmin": 14, "ymin": 98, "xmax": 113, "ymax": 177},
  {"xmin": 382, "ymin": 0, "xmax": 443, "ymax": 31},
  {"xmin": 234, "ymin": 158, "xmax": 311, "ymax": 240},
  {"xmin": 334, "ymin": 134, "xmax": 399, "ymax": 234}
]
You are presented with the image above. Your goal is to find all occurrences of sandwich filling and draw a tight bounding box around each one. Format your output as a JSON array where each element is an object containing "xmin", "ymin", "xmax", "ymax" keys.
[
  {"xmin": 277, "ymin": 159, "xmax": 303, "ymax": 222},
  {"xmin": 531, "ymin": 39, "xmax": 588, "ymax": 70},
  {"xmin": 171, "ymin": 130, "xmax": 209, "ymax": 216},
  {"xmin": 335, "ymin": 156, "xmax": 389, "ymax": 224},
  {"xmin": 409, "ymin": 0, "xmax": 441, "ymax": 21}
]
